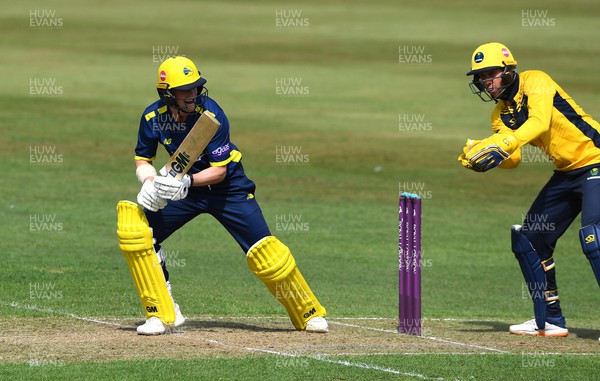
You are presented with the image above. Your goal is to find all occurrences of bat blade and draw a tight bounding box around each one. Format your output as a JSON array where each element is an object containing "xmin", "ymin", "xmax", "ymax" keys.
[{"xmin": 164, "ymin": 111, "xmax": 220, "ymax": 180}]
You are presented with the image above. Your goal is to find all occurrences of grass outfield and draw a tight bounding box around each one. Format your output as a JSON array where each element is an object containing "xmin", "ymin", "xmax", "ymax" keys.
[{"xmin": 2, "ymin": 0, "xmax": 600, "ymax": 380}]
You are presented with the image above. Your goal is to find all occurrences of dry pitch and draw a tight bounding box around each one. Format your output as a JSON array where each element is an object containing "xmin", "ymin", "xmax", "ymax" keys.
[{"xmin": 2, "ymin": 313, "xmax": 598, "ymax": 367}]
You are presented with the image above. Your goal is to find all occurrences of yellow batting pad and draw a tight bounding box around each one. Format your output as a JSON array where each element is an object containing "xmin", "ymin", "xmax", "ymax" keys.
[
  {"xmin": 116, "ymin": 200, "xmax": 175, "ymax": 325},
  {"xmin": 247, "ymin": 236, "xmax": 326, "ymax": 330}
]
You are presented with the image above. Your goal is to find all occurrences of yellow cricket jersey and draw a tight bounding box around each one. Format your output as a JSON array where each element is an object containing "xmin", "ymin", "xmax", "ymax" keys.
[{"xmin": 492, "ymin": 70, "xmax": 600, "ymax": 171}]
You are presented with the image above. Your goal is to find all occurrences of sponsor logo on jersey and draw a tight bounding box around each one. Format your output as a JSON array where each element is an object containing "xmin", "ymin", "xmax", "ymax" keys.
[{"xmin": 212, "ymin": 143, "xmax": 231, "ymax": 158}]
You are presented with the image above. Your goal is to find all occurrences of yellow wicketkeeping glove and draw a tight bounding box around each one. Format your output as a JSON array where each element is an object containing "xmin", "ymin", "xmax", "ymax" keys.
[
  {"xmin": 457, "ymin": 139, "xmax": 482, "ymax": 170},
  {"xmin": 462, "ymin": 133, "xmax": 518, "ymax": 172}
]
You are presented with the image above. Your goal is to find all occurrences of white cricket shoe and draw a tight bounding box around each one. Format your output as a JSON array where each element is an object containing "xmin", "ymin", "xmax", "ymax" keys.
[
  {"xmin": 509, "ymin": 319, "xmax": 568, "ymax": 337},
  {"xmin": 305, "ymin": 316, "xmax": 329, "ymax": 333},
  {"xmin": 173, "ymin": 303, "xmax": 186, "ymax": 327},
  {"xmin": 137, "ymin": 303, "xmax": 186, "ymax": 335},
  {"xmin": 137, "ymin": 316, "xmax": 166, "ymax": 335}
]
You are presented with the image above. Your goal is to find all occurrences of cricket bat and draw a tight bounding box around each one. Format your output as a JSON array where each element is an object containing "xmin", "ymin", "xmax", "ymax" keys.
[{"xmin": 164, "ymin": 111, "xmax": 220, "ymax": 180}]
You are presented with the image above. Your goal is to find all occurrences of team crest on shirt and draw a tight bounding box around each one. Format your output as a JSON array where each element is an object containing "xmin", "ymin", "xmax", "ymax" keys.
[{"xmin": 587, "ymin": 167, "xmax": 600, "ymax": 180}]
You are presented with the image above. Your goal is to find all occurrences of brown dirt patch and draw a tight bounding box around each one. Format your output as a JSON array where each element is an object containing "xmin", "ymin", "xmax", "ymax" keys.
[{"xmin": 0, "ymin": 316, "xmax": 598, "ymax": 365}]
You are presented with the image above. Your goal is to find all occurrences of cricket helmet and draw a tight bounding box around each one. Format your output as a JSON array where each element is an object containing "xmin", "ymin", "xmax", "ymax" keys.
[
  {"xmin": 466, "ymin": 42, "xmax": 518, "ymax": 102},
  {"xmin": 156, "ymin": 56, "xmax": 208, "ymax": 112}
]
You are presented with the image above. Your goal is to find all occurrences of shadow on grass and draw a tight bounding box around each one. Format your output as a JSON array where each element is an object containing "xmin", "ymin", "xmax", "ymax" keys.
[
  {"xmin": 460, "ymin": 320, "xmax": 509, "ymax": 333},
  {"xmin": 459, "ymin": 320, "xmax": 600, "ymax": 341},
  {"xmin": 184, "ymin": 320, "xmax": 292, "ymax": 332},
  {"xmin": 117, "ymin": 320, "xmax": 293, "ymax": 333},
  {"xmin": 566, "ymin": 327, "xmax": 599, "ymax": 340}
]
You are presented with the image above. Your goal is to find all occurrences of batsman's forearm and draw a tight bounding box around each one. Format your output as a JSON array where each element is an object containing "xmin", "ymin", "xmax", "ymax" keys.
[
  {"xmin": 191, "ymin": 166, "xmax": 227, "ymax": 187},
  {"xmin": 135, "ymin": 160, "xmax": 157, "ymax": 184}
]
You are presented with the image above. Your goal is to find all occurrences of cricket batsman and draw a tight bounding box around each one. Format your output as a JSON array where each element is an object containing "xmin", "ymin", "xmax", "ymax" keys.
[
  {"xmin": 459, "ymin": 42, "xmax": 600, "ymax": 339},
  {"xmin": 116, "ymin": 56, "xmax": 328, "ymax": 335}
]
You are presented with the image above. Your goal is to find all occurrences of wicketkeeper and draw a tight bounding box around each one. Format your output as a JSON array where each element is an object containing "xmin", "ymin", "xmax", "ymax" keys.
[
  {"xmin": 459, "ymin": 42, "xmax": 600, "ymax": 339},
  {"xmin": 117, "ymin": 56, "xmax": 328, "ymax": 335}
]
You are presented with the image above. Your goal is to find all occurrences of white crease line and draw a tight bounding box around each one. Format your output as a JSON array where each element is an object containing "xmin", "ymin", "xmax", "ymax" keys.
[
  {"xmin": 208, "ymin": 338, "xmax": 600, "ymax": 358},
  {"xmin": 69, "ymin": 316, "xmax": 126, "ymax": 327},
  {"xmin": 330, "ymin": 321, "xmax": 398, "ymax": 333},
  {"xmin": 317, "ymin": 352, "xmax": 600, "ymax": 357},
  {"xmin": 0, "ymin": 301, "xmax": 128, "ymax": 327},
  {"xmin": 207, "ymin": 339, "xmax": 449, "ymax": 381},
  {"xmin": 423, "ymin": 336, "xmax": 509, "ymax": 354},
  {"xmin": 535, "ymin": 352, "xmax": 600, "ymax": 356},
  {"xmin": 330, "ymin": 321, "xmax": 509, "ymax": 354},
  {"xmin": 196, "ymin": 316, "xmax": 448, "ymax": 321},
  {"xmin": 308, "ymin": 355, "xmax": 449, "ymax": 381},
  {"xmin": 330, "ymin": 317, "xmax": 392, "ymax": 320},
  {"xmin": 313, "ymin": 352, "xmax": 495, "ymax": 356}
]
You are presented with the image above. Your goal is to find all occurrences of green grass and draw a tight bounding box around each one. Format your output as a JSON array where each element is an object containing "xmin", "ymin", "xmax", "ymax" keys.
[
  {"xmin": 2, "ymin": 355, "xmax": 600, "ymax": 381},
  {"xmin": 2, "ymin": 0, "xmax": 600, "ymax": 380}
]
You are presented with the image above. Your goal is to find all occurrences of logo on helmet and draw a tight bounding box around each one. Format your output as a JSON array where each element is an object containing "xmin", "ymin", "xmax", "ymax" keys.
[
  {"xmin": 183, "ymin": 67, "xmax": 193, "ymax": 76},
  {"xmin": 474, "ymin": 52, "xmax": 484, "ymax": 63},
  {"xmin": 501, "ymin": 48, "xmax": 510, "ymax": 57},
  {"xmin": 160, "ymin": 71, "xmax": 167, "ymax": 81}
]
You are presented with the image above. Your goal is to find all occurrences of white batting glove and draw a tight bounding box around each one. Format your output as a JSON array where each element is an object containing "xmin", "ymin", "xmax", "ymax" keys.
[
  {"xmin": 137, "ymin": 180, "xmax": 167, "ymax": 212},
  {"xmin": 153, "ymin": 174, "xmax": 192, "ymax": 201}
]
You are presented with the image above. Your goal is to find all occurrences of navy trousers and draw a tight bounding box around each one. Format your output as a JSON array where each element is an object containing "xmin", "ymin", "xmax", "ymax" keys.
[
  {"xmin": 144, "ymin": 164, "xmax": 272, "ymax": 283},
  {"xmin": 521, "ymin": 164, "xmax": 600, "ymax": 315}
]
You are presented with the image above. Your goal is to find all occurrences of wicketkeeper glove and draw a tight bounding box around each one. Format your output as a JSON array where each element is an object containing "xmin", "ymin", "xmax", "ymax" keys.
[
  {"xmin": 458, "ymin": 139, "xmax": 481, "ymax": 169},
  {"xmin": 459, "ymin": 134, "xmax": 518, "ymax": 172}
]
